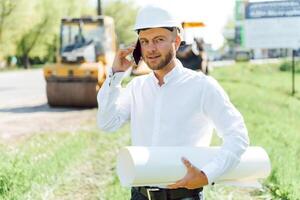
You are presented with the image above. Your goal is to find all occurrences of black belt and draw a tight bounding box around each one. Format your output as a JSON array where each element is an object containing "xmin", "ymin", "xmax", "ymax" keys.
[{"xmin": 133, "ymin": 186, "xmax": 203, "ymax": 200}]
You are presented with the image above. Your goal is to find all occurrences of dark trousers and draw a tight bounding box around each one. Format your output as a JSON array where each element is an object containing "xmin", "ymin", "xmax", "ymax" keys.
[{"xmin": 131, "ymin": 187, "xmax": 204, "ymax": 200}]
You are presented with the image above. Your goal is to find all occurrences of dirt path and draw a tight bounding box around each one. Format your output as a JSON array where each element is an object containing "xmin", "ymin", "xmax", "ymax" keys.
[
  {"xmin": 0, "ymin": 101, "xmax": 97, "ymax": 143},
  {"xmin": 0, "ymin": 69, "xmax": 98, "ymax": 143}
]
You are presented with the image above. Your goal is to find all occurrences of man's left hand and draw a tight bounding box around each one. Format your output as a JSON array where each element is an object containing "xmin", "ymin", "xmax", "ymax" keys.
[{"xmin": 167, "ymin": 157, "xmax": 209, "ymax": 189}]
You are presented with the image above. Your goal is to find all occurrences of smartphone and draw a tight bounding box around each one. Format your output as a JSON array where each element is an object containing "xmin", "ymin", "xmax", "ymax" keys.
[{"xmin": 132, "ymin": 40, "xmax": 141, "ymax": 65}]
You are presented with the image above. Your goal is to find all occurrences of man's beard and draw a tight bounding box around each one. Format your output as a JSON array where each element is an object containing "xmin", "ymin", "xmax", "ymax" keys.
[{"xmin": 143, "ymin": 50, "xmax": 174, "ymax": 70}]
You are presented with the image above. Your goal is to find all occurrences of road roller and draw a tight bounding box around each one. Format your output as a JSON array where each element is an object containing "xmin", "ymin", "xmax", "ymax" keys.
[{"xmin": 43, "ymin": 16, "xmax": 116, "ymax": 107}]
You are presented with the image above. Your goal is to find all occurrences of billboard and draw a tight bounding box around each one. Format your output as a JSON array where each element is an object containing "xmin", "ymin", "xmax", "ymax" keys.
[{"xmin": 244, "ymin": 1, "xmax": 300, "ymax": 49}]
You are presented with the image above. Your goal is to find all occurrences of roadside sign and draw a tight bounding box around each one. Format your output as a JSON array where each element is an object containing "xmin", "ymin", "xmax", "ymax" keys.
[
  {"xmin": 244, "ymin": 0, "xmax": 299, "ymax": 95},
  {"xmin": 244, "ymin": 1, "xmax": 300, "ymax": 49}
]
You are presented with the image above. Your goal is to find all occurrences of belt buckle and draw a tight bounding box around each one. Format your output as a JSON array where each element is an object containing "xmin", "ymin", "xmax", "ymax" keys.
[{"xmin": 146, "ymin": 188, "xmax": 160, "ymax": 200}]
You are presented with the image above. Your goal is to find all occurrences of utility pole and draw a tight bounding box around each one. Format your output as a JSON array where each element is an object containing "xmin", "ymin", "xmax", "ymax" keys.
[
  {"xmin": 97, "ymin": 0, "xmax": 102, "ymax": 15},
  {"xmin": 292, "ymin": 50, "xmax": 296, "ymax": 95}
]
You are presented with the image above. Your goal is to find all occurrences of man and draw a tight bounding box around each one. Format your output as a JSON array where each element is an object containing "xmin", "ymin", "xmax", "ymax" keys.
[{"xmin": 97, "ymin": 4, "xmax": 249, "ymax": 200}]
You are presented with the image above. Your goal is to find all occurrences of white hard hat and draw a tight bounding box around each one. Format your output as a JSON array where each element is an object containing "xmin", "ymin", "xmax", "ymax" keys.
[{"xmin": 134, "ymin": 4, "xmax": 182, "ymax": 31}]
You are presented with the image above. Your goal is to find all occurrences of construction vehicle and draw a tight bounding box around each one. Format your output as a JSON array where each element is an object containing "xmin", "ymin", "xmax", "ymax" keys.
[
  {"xmin": 43, "ymin": 15, "xmax": 116, "ymax": 107},
  {"xmin": 176, "ymin": 21, "xmax": 209, "ymax": 74}
]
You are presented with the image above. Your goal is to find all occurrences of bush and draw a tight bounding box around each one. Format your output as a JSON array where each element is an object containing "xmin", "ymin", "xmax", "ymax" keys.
[{"xmin": 279, "ymin": 59, "xmax": 300, "ymax": 73}]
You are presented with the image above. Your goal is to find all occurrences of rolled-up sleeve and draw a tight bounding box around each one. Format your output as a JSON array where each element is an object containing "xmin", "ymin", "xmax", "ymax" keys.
[
  {"xmin": 200, "ymin": 77, "xmax": 249, "ymax": 184},
  {"xmin": 97, "ymin": 68, "xmax": 132, "ymax": 132}
]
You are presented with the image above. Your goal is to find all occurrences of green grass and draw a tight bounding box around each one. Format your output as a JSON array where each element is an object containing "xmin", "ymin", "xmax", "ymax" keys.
[
  {"xmin": 0, "ymin": 61, "xmax": 299, "ymax": 199},
  {"xmin": 211, "ymin": 62, "xmax": 300, "ymax": 200},
  {"xmin": 0, "ymin": 126, "xmax": 131, "ymax": 200}
]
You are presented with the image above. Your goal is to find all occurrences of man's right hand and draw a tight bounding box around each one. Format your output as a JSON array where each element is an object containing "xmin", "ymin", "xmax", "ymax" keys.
[{"xmin": 112, "ymin": 44, "xmax": 136, "ymax": 73}]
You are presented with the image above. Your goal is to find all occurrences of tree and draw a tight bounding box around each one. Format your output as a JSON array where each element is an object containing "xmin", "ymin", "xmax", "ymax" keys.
[
  {"xmin": 17, "ymin": 17, "xmax": 50, "ymax": 68},
  {"xmin": 0, "ymin": 0, "xmax": 43, "ymax": 64},
  {"xmin": 15, "ymin": 0, "xmax": 90, "ymax": 68},
  {"xmin": 0, "ymin": 0, "xmax": 19, "ymax": 62},
  {"xmin": 0, "ymin": 0, "xmax": 17, "ymax": 43},
  {"xmin": 103, "ymin": 0, "xmax": 139, "ymax": 46},
  {"xmin": 220, "ymin": 18, "xmax": 236, "ymax": 57},
  {"xmin": 0, "ymin": 0, "xmax": 102, "ymax": 68}
]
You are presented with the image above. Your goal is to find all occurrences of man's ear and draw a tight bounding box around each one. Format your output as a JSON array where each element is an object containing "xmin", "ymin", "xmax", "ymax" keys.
[{"xmin": 174, "ymin": 35, "xmax": 181, "ymax": 51}]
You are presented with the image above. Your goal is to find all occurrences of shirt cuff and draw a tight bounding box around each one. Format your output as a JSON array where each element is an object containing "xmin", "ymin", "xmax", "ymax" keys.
[
  {"xmin": 107, "ymin": 67, "xmax": 126, "ymax": 86},
  {"xmin": 200, "ymin": 162, "xmax": 220, "ymax": 185}
]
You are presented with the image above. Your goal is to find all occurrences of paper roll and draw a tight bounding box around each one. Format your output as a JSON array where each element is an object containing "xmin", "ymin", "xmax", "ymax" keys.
[{"xmin": 117, "ymin": 146, "xmax": 271, "ymax": 187}]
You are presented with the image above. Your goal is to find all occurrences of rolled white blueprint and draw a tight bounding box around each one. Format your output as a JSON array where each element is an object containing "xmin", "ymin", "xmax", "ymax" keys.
[{"xmin": 117, "ymin": 146, "xmax": 271, "ymax": 187}]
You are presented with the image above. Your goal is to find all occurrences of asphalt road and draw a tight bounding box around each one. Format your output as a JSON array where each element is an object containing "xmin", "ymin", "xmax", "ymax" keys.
[
  {"xmin": 0, "ymin": 69, "xmax": 46, "ymax": 108},
  {"xmin": 0, "ymin": 69, "xmax": 97, "ymax": 142}
]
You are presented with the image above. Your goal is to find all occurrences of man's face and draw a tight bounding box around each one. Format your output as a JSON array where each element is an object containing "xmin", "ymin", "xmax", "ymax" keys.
[{"xmin": 138, "ymin": 28, "xmax": 179, "ymax": 70}]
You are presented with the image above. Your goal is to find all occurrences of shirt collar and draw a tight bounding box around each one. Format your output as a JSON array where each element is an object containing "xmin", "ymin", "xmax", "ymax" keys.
[{"xmin": 150, "ymin": 59, "xmax": 183, "ymax": 85}]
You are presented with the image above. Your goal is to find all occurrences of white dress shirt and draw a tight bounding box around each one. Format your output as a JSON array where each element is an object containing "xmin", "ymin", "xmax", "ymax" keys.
[{"xmin": 97, "ymin": 60, "xmax": 249, "ymax": 184}]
